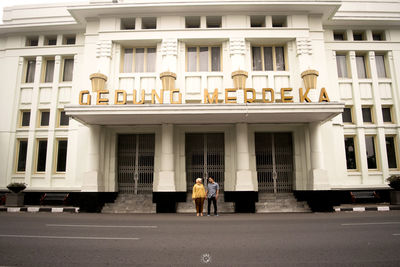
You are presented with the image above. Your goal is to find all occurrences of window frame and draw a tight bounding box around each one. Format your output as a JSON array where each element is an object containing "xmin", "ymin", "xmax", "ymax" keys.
[
  {"xmin": 24, "ymin": 58, "xmax": 36, "ymax": 83},
  {"xmin": 344, "ymin": 136, "xmax": 358, "ymax": 171},
  {"xmin": 19, "ymin": 110, "xmax": 31, "ymax": 128},
  {"xmin": 362, "ymin": 106, "xmax": 374, "ymax": 124},
  {"xmin": 185, "ymin": 45, "xmax": 222, "ymax": 72},
  {"xmin": 251, "ymin": 45, "xmax": 287, "ymax": 72},
  {"xmin": 342, "ymin": 106, "xmax": 353, "ymax": 124},
  {"xmin": 375, "ymin": 54, "xmax": 388, "ymax": 78},
  {"xmin": 57, "ymin": 109, "xmax": 69, "ymax": 128},
  {"xmin": 15, "ymin": 139, "xmax": 28, "ymax": 173},
  {"xmin": 35, "ymin": 139, "xmax": 48, "ymax": 173},
  {"xmin": 121, "ymin": 47, "xmax": 157, "ymax": 73},
  {"xmin": 355, "ymin": 54, "xmax": 369, "ymax": 79},
  {"xmin": 55, "ymin": 138, "xmax": 68, "ymax": 173},
  {"xmin": 382, "ymin": 106, "xmax": 393, "ymax": 123},
  {"xmin": 38, "ymin": 109, "xmax": 50, "ymax": 128},
  {"xmin": 365, "ymin": 135, "xmax": 379, "ymax": 170},
  {"xmin": 62, "ymin": 57, "xmax": 74, "ymax": 82},
  {"xmin": 385, "ymin": 135, "xmax": 399, "ymax": 170},
  {"xmin": 42, "ymin": 58, "xmax": 55, "ymax": 83}
]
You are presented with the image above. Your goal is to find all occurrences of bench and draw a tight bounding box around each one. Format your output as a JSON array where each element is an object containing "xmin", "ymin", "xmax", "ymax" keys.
[
  {"xmin": 350, "ymin": 191, "xmax": 379, "ymax": 203},
  {"xmin": 40, "ymin": 193, "xmax": 69, "ymax": 205},
  {"xmin": 0, "ymin": 193, "xmax": 5, "ymax": 205}
]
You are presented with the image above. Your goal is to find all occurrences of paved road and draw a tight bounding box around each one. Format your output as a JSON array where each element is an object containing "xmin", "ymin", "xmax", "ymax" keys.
[{"xmin": 0, "ymin": 212, "xmax": 400, "ymax": 266}]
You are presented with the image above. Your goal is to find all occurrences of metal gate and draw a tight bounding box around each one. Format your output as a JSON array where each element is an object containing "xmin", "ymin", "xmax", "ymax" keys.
[
  {"xmin": 117, "ymin": 134, "xmax": 155, "ymax": 194},
  {"xmin": 255, "ymin": 132, "xmax": 293, "ymax": 193},
  {"xmin": 185, "ymin": 133, "xmax": 224, "ymax": 191}
]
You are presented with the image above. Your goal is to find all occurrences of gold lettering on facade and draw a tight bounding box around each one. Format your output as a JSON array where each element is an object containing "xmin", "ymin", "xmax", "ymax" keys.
[
  {"xmin": 79, "ymin": 90, "xmax": 91, "ymax": 105},
  {"xmin": 281, "ymin": 88, "xmax": 293, "ymax": 103},
  {"xmin": 151, "ymin": 89, "xmax": 164, "ymax": 104},
  {"xmin": 204, "ymin": 89, "xmax": 219, "ymax": 104},
  {"xmin": 96, "ymin": 90, "xmax": 109, "ymax": 105},
  {"xmin": 170, "ymin": 89, "xmax": 182, "ymax": 104},
  {"xmin": 299, "ymin": 88, "xmax": 311, "ymax": 103},
  {"xmin": 133, "ymin": 89, "xmax": 145, "ymax": 104},
  {"xmin": 244, "ymin": 88, "xmax": 256, "ymax": 103},
  {"xmin": 319, "ymin": 87, "xmax": 330, "ymax": 102},
  {"xmin": 114, "ymin": 90, "xmax": 127, "ymax": 105},
  {"xmin": 262, "ymin": 88, "xmax": 274, "ymax": 103},
  {"xmin": 225, "ymin": 88, "xmax": 237, "ymax": 103}
]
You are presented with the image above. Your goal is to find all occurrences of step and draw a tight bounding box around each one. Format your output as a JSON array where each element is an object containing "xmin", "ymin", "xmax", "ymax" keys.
[
  {"xmin": 101, "ymin": 194, "xmax": 156, "ymax": 214},
  {"xmin": 256, "ymin": 193, "xmax": 311, "ymax": 213}
]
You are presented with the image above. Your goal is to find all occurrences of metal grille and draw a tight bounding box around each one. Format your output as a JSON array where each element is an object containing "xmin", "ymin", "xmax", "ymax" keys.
[
  {"xmin": 186, "ymin": 133, "xmax": 224, "ymax": 191},
  {"xmin": 255, "ymin": 132, "xmax": 293, "ymax": 193},
  {"xmin": 117, "ymin": 134, "xmax": 155, "ymax": 194}
]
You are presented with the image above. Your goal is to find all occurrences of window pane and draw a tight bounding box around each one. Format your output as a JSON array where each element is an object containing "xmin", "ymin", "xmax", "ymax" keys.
[
  {"xmin": 63, "ymin": 59, "xmax": 74, "ymax": 81},
  {"xmin": 45, "ymin": 60, "xmax": 55, "ymax": 83},
  {"xmin": 123, "ymin": 48, "xmax": 133, "ymax": 72},
  {"xmin": 135, "ymin": 48, "xmax": 145, "ymax": 72},
  {"xmin": 199, "ymin": 47, "xmax": 208, "ymax": 71},
  {"xmin": 386, "ymin": 136, "xmax": 397, "ymax": 169},
  {"xmin": 263, "ymin": 47, "xmax": 273, "ymax": 71},
  {"xmin": 26, "ymin": 60, "xmax": 36, "ymax": 83},
  {"xmin": 356, "ymin": 56, "xmax": 366, "ymax": 79},
  {"xmin": 345, "ymin": 137, "xmax": 357, "ymax": 169},
  {"xmin": 375, "ymin": 55, "xmax": 386, "ymax": 78},
  {"xmin": 275, "ymin": 47, "xmax": 285, "ymax": 71},
  {"xmin": 382, "ymin": 107, "xmax": 392, "ymax": 123},
  {"xmin": 40, "ymin": 111, "xmax": 50, "ymax": 126},
  {"xmin": 211, "ymin": 47, "xmax": 220, "ymax": 72},
  {"xmin": 146, "ymin": 48, "xmax": 156, "ymax": 72},
  {"xmin": 365, "ymin": 136, "xmax": 377, "ymax": 169},
  {"xmin": 37, "ymin": 140, "xmax": 47, "ymax": 172},
  {"xmin": 57, "ymin": 140, "xmax": 68, "ymax": 172},
  {"xmin": 17, "ymin": 140, "xmax": 28, "ymax": 172},
  {"xmin": 59, "ymin": 111, "xmax": 69, "ymax": 126},
  {"xmin": 187, "ymin": 47, "xmax": 197, "ymax": 72},
  {"xmin": 252, "ymin": 47, "xmax": 262, "ymax": 71},
  {"xmin": 21, "ymin": 111, "xmax": 30, "ymax": 127},
  {"xmin": 342, "ymin": 108, "xmax": 352, "ymax": 123},
  {"xmin": 334, "ymin": 33, "xmax": 344, "ymax": 40},
  {"xmin": 362, "ymin": 107, "xmax": 372, "ymax": 123},
  {"xmin": 336, "ymin": 55, "xmax": 348, "ymax": 78}
]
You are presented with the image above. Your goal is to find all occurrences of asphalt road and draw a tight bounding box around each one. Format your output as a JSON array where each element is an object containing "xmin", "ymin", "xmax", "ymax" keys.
[{"xmin": 0, "ymin": 211, "xmax": 400, "ymax": 266}]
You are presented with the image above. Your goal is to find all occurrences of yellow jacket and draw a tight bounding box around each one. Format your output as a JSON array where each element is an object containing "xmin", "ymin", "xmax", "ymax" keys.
[{"xmin": 192, "ymin": 183, "xmax": 206, "ymax": 199}]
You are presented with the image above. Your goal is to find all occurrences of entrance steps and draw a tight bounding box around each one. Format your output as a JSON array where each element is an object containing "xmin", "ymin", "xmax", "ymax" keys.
[
  {"xmin": 101, "ymin": 194, "xmax": 156, "ymax": 214},
  {"xmin": 256, "ymin": 193, "xmax": 311, "ymax": 213},
  {"xmin": 176, "ymin": 193, "xmax": 235, "ymax": 213}
]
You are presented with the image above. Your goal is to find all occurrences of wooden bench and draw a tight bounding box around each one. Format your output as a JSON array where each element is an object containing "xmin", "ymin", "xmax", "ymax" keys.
[
  {"xmin": 350, "ymin": 191, "xmax": 379, "ymax": 203},
  {"xmin": 40, "ymin": 193, "xmax": 69, "ymax": 205}
]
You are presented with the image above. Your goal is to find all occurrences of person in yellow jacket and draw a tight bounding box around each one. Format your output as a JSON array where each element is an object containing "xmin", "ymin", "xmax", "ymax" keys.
[{"xmin": 192, "ymin": 178, "xmax": 206, "ymax": 216}]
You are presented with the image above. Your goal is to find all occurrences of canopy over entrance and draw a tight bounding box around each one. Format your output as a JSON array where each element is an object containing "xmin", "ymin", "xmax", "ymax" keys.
[{"xmin": 65, "ymin": 103, "xmax": 344, "ymax": 125}]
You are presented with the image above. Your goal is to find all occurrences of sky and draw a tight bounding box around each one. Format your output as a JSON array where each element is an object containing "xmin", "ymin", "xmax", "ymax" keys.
[{"xmin": 0, "ymin": 0, "xmax": 83, "ymax": 23}]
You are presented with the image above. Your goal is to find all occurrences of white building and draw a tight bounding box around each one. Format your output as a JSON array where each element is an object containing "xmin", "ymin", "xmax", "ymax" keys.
[{"xmin": 0, "ymin": 0, "xmax": 399, "ymax": 212}]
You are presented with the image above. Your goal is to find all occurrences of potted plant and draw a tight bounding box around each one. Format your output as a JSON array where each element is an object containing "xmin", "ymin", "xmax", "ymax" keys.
[
  {"xmin": 386, "ymin": 175, "xmax": 400, "ymax": 205},
  {"xmin": 6, "ymin": 182, "xmax": 26, "ymax": 207}
]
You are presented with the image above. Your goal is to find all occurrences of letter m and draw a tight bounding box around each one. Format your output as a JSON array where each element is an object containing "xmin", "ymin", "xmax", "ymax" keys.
[{"xmin": 204, "ymin": 89, "xmax": 219, "ymax": 104}]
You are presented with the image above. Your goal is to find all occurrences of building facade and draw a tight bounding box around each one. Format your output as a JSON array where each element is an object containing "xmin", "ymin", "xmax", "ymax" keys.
[{"xmin": 0, "ymin": 0, "xmax": 399, "ymax": 212}]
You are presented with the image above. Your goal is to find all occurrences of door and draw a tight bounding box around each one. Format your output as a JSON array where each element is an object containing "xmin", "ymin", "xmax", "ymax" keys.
[
  {"xmin": 255, "ymin": 132, "xmax": 293, "ymax": 193},
  {"xmin": 117, "ymin": 134, "xmax": 155, "ymax": 194},
  {"xmin": 185, "ymin": 133, "xmax": 224, "ymax": 191}
]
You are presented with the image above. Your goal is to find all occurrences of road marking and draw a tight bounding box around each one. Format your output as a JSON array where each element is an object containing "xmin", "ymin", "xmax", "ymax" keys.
[
  {"xmin": 0, "ymin": 234, "xmax": 139, "ymax": 240},
  {"xmin": 342, "ymin": 222, "xmax": 400, "ymax": 226},
  {"xmin": 46, "ymin": 224, "xmax": 157, "ymax": 228},
  {"xmin": 393, "ymin": 234, "xmax": 400, "ymax": 236}
]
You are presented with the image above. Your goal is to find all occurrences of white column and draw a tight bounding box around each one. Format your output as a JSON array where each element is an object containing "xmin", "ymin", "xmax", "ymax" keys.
[
  {"xmin": 309, "ymin": 122, "xmax": 329, "ymax": 189},
  {"xmin": 157, "ymin": 124, "xmax": 176, "ymax": 191},
  {"xmin": 82, "ymin": 125, "xmax": 103, "ymax": 191},
  {"xmin": 235, "ymin": 123, "xmax": 254, "ymax": 191}
]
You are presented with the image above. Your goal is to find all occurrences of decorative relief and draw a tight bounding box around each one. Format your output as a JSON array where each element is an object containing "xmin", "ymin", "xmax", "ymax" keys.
[
  {"xmin": 96, "ymin": 40, "xmax": 112, "ymax": 58},
  {"xmin": 349, "ymin": 51, "xmax": 356, "ymax": 60},
  {"xmin": 55, "ymin": 55, "xmax": 61, "ymax": 65},
  {"xmin": 229, "ymin": 38, "xmax": 246, "ymax": 55},
  {"xmin": 161, "ymin": 38, "xmax": 178, "ymax": 57},
  {"xmin": 296, "ymin": 38, "xmax": 312, "ymax": 56},
  {"xmin": 388, "ymin": 51, "xmax": 393, "ymax": 61},
  {"xmin": 368, "ymin": 51, "xmax": 375, "ymax": 60}
]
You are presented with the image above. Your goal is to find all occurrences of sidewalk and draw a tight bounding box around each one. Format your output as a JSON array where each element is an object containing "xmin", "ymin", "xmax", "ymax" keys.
[
  {"xmin": 0, "ymin": 206, "xmax": 79, "ymax": 213},
  {"xmin": 334, "ymin": 203, "xmax": 400, "ymax": 212}
]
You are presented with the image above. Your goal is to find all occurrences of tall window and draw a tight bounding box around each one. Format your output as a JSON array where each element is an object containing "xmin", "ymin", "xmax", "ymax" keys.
[
  {"xmin": 62, "ymin": 58, "xmax": 74, "ymax": 81},
  {"xmin": 56, "ymin": 140, "xmax": 68, "ymax": 172},
  {"xmin": 44, "ymin": 59, "xmax": 55, "ymax": 83},
  {"xmin": 20, "ymin": 110, "xmax": 30, "ymax": 127},
  {"xmin": 39, "ymin": 110, "xmax": 50, "ymax": 127},
  {"xmin": 122, "ymin": 48, "xmax": 156, "ymax": 73},
  {"xmin": 386, "ymin": 136, "xmax": 397, "ymax": 169},
  {"xmin": 25, "ymin": 59, "xmax": 36, "ymax": 83},
  {"xmin": 345, "ymin": 137, "xmax": 357, "ymax": 170},
  {"xmin": 187, "ymin": 46, "xmax": 221, "ymax": 72},
  {"xmin": 36, "ymin": 139, "xmax": 47, "ymax": 172},
  {"xmin": 336, "ymin": 55, "xmax": 348, "ymax": 78},
  {"xmin": 365, "ymin": 136, "xmax": 377, "ymax": 169},
  {"xmin": 375, "ymin": 55, "xmax": 387, "ymax": 78},
  {"xmin": 252, "ymin": 46, "xmax": 285, "ymax": 71},
  {"xmin": 58, "ymin": 110, "xmax": 69, "ymax": 127},
  {"xmin": 362, "ymin": 107, "xmax": 373, "ymax": 123},
  {"xmin": 342, "ymin": 107, "xmax": 353, "ymax": 123},
  {"xmin": 16, "ymin": 139, "xmax": 28, "ymax": 172},
  {"xmin": 382, "ymin": 107, "xmax": 392, "ymax": 123},
  {"xmin": 356, "ymin": 55, "xmax": 367, "ymax": 78}
]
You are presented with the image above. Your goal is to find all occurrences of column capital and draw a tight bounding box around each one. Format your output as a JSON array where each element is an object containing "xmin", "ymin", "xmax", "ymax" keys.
[
  {"xmin": 161, "ymin": 38, "xmax": 178, "ymax": 57},
  {"xmin": 96, "ymin": 40, "xmax": 112, "ymax": 58},
  {"xmin": 229, "ymin": 37, "xmax": 246, "ymax": 56},
  {"xmin": 296, "ymin": 37, "xmax": 312, "ymax": 56}
]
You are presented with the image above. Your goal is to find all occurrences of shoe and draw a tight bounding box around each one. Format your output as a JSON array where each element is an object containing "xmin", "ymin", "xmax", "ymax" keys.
[
  {"xmin": 207, "ymin": 214, "xmax": 210, "ymax": 216},
  {"xmin": 215, "ymin": 214, "xmax": 219, "ymax": 216}
]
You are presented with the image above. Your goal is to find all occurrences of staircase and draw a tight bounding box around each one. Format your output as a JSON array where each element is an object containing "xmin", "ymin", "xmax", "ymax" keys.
[
  {"xmin": 176, "ymin": 193, "xmax": 235, "ymax": 213},
  {"xmin": 102, "ymin": 194, "xmax": 156, "ymax": 214},
  {"xmin": 256, "ymin": 193, "xmax": 311, "ymax": 213}
]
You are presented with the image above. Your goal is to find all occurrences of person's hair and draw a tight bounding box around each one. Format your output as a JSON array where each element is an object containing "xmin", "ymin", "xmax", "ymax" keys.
[
  {"xmin": 209, "ymin": 176, "xmax": 214, "ymax": 180},
  {"xmin": 196, "ymin": 178, "xmax": 202, "ymax": 183}
]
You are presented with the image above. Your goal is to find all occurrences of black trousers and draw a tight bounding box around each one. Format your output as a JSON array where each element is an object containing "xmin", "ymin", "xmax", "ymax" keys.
[{"xmin": 207, "ymin": 197, "xmax": 217, "ymax": 215}]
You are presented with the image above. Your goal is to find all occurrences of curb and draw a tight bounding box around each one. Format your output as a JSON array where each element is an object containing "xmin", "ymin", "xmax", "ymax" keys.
[
  {"xmin": 334, "ymin": 206, "xmax": 400, "ymax": 212},
  {"xmin": 0, "ymin": 207, "xmax": 79, "ymax": 213}
]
